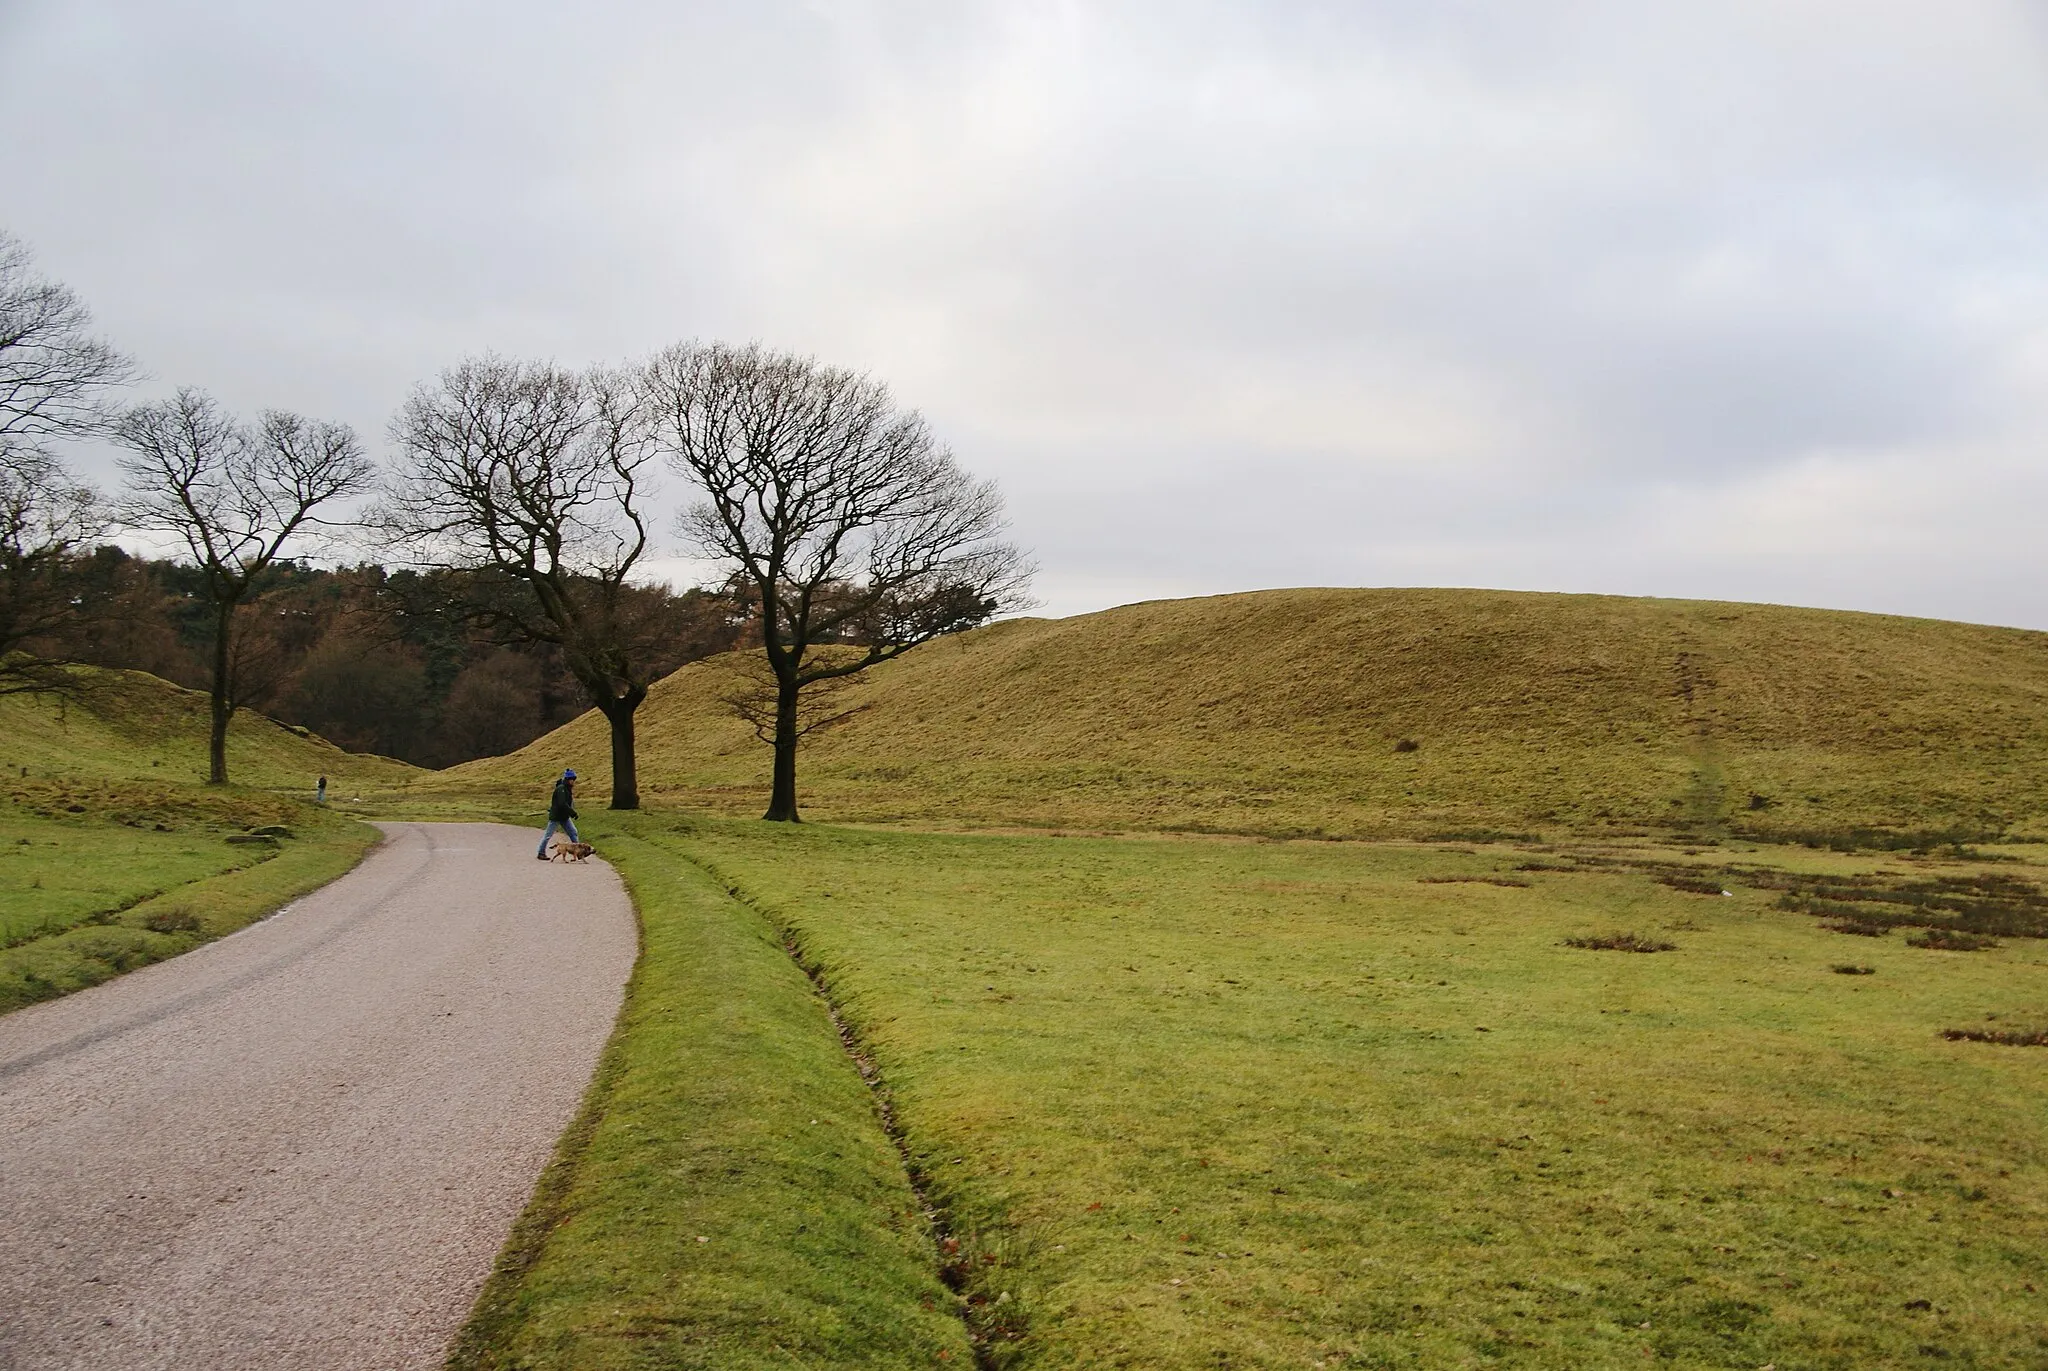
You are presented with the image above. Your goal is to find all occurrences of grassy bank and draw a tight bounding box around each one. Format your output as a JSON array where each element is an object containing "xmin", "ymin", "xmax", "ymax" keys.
[
  {"xmin": 449, "ymin": 816, "xmax": 972, "ymax": 1370},
  {"xmin": 0, "ymin": 667, "xmax": 416, "ymax": 1013},
  {"xmin": 0, "ymin": 667, "xmax": 416, "ymax": 791},
  {"xmin": 0, "ymin": 780, "xmax": 382, "ymax": 1013},
  {"xmin": 485, "ymin": 817, "xmax": 2046, "ymax": 1369}
]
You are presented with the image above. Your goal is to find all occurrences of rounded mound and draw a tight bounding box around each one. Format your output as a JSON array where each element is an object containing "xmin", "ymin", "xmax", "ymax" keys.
[{"xmin": 441, "ymin": 588, "xmax": 2048, "ymax": 840}]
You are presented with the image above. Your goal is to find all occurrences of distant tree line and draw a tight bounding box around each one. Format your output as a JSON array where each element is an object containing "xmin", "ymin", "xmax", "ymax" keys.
[
  {"xmin": 22, "ymin": 550, "xmax": 746, "ymax": 768},
  {"xmin": 1, "ymin": 229, "xmax": 1031, "ymax": 814}
]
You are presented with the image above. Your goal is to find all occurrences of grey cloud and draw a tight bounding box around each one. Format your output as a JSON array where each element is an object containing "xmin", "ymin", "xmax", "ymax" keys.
[{"xmin": 2, "ymin": 0, "xmax": 2044, "ymax": 627}]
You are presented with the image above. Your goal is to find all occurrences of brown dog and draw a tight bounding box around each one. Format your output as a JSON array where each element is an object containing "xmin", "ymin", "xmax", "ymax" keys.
[{"xmin": 549, "ymin": 840, "xmax": 595, "ymax": 863}]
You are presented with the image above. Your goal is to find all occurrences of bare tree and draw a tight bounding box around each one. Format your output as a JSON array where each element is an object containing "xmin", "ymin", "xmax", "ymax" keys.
[
  {"xmin": 0, "ymin": 230, "xmax": 133, "ymax": 691},
  {"xmin": 0, "ymin": 450, "xmax": 110, "ymax": 692},
  {"xmin": 381, "ymin": 356, "xmax": 666, "ymax": 809},
  {"xmin": 114, "ymin": 389, "xmax": 373, "ymax": 784},
  {"xmin": 645, "ymin": 341, "xmax": 1032, "ymax": 822}
]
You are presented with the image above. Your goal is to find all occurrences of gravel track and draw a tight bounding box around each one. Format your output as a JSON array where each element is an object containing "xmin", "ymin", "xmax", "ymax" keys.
[{"xmin": 0, "ymin": 821, "xmax": 636, "ymax": 1371}]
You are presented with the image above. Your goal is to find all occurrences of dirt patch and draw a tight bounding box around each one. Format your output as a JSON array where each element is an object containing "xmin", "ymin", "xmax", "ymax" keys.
[
  {"xmin": 1906, "ymin": 929, "xmax": 2000, "ymax": 952},
  {"xmin": 1941, "ymin": 1026, "xmax": 2048, "ymax": 1046},
  {"xmin": 1417, "ymin": 875, "xmax": 1531, "ymax": 888},
  {"xmin": 1563, "ymin": 932, "xmax": 1677, "ymax": 953}
]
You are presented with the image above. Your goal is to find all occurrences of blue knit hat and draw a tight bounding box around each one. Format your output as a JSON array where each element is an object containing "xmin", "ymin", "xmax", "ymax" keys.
[{"xmin": 563, "ymin": 769, "xmax": 577, "ymax": 780}]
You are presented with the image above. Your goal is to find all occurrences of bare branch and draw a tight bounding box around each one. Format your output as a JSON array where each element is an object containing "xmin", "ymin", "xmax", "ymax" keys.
[
  {"xmin": 0, "ymin": 447, "xmax": 110, "ymax": 694},
  {"xmin": 0, "ymin": 230, "xmax": 136, "ymax": 456}
]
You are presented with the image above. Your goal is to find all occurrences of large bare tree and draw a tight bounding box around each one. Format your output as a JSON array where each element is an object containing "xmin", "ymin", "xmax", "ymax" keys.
[
  {"xmin": 114, "ymin": 389, "xmax": 373, "ymax": 784},
  {"xmin": 0, "ymin": 230, "xmax": 132, "ymax": 691},
  {"xmin": 382, "ymin": 356, "xmax": 665, "ymax": 809},
  {"xmin": 645, "ymin": 341, "xmax": 1032, "ymax": 822}
]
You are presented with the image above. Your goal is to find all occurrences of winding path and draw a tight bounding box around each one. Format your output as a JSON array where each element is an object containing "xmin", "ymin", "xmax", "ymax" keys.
[{"xmin": 0, "ymin": 822, "xmax": 636, "ymax": 1371}]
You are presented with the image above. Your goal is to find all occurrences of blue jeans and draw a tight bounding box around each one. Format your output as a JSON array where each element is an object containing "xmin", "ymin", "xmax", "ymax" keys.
[{"xmin": 538, "ymin": 817, "xmax": 579, "ymax": 856}]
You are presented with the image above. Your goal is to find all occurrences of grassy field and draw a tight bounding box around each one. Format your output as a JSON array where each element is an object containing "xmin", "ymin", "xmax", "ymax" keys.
[
  {"xmin": 437, "ymin": 589, "xmax": 2048, "ymax": 843},
  {"xmin": 466, "ymin": 814, "xmax": 2048, "ymax": 1369},
  {"xmin": 0, "ymin": 669, "xmax": 409, "ymax": 1012}
]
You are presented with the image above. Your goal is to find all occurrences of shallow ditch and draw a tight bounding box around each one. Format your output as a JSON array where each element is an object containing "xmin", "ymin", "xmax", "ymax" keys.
[{"xmin": 695, "ymin": 864, "xmax": 1020, "ymax": 1368}]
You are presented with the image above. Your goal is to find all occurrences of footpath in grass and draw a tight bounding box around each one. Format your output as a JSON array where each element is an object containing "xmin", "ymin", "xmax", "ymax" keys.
[
  {"xmin": 449, "ymin": 815, "xmax": 971, "ymax": 1371},
  {"xmin": 629, "ymin": 819, "xmax": 2043, "ymax": 1370},
  {"xmin": 0, "ymin": 781, "xmax": 379, "ymax": 1013}
]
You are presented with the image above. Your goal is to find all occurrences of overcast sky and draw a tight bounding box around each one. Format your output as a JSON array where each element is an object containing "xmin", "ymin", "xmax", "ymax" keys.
[{"xmin": 5, "ymin": 1, "xmax": 2046, "ymax": 626}]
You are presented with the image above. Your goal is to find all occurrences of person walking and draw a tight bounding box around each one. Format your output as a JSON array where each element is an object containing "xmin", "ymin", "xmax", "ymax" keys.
[
  {"xmin": 315, "ymin": 775, "xmax": 327, "ymax": 806},
  {"xmin": 537, "ymin": 769, "xmax": 579, "ymax": 860}
]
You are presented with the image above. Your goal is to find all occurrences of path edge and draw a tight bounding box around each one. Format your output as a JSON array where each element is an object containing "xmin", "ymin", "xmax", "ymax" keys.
[{"xmin": 441, "ymin": 853, "xmax": 647, "ymax": 1371}]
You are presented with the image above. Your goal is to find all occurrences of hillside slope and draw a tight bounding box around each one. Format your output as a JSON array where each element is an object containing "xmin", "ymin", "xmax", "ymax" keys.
[
  {"xmin": 439, "ymin": 589, "xmax": 2048, "ymax": 840},
  {"xmin": 1, "ymin": 667, "xmax": 418, "ymax": 792}
]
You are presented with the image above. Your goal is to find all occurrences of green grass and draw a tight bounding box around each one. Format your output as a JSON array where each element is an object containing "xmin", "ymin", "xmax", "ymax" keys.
[
  {"xmin": 0, "ymin": 664, "xmax": 409, "ymax": 1012},
  {"xmin": 1, "ymin": 809, "xmax": 273, "ymax": 946},
  {"xmin": 471, "ymin": 816, "xmax": 2048, "ymax": 1369},
  {"xmin": 434, "ymin": 589, "xmax": 2048, "ymax": 842},
  {"xmin": 449, "ymin": 817, "xmax": 972, "ymax": 1370},
  {"xmin": 0, "ymin": 783, "xmax": 382, "ymax": 1013}
]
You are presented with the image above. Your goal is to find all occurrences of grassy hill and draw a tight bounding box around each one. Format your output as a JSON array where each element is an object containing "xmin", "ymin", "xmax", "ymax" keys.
[
  {"xmin": 1, "ymin": 667, "xmax": 416, "ymax": 793},
  {"xmin": 439, "ymin": 588, "xmax": 2048, "ymax": 841}
]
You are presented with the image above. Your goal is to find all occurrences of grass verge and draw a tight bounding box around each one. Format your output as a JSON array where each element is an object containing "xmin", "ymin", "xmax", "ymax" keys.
[
  {"xmin": 0, "ymin": 791, "xmax": 380, "ymax": 1014},
  {"xmin": 446, "ymin": 814, "xmax": 972, "ymax": 1370}
]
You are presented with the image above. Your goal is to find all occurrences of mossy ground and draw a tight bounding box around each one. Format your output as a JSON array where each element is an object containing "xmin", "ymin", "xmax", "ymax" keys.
[{"xmin": 475, "ymin": 814, "xmax": 2048, "ymax": 1369}]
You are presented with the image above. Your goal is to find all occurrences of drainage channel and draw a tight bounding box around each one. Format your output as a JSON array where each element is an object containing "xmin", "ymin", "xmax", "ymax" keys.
[{"xmin": 695, "ymin": 862, "xmax": 1015, "ymax": 1368}]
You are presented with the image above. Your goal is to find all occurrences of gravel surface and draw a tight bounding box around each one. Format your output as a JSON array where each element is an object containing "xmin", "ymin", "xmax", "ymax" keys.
[{"xmin": 0, "ymin": 822, "xmax": 636, "ymax": 1371}]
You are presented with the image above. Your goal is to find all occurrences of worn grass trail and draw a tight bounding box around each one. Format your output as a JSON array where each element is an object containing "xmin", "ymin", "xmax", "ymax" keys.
[{"xmin": 647, "ymin": 820, "xmax": 2047, "ymax": 1369}]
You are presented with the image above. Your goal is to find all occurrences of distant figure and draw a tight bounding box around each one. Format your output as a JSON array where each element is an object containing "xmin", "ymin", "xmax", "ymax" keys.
[
  {"xmin": 537, "ymin": 769, "xmax": 579, "ymax": 861},
  {"xmin": 315, "ymin": 775, "xmax": 327, "ymax": 805}
]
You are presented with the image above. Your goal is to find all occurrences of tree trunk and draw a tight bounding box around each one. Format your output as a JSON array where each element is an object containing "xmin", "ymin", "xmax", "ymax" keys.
[
  {"xmin": 600, "ymin": 690, "xmax": 644, "ymax": 811},
  {"xmin": 763, "ymin": 676, "xmax": 802, "ymax": 822},
  {"xmin": 207, "ymin": 603, "xmax": 232, "ymax": 785}
]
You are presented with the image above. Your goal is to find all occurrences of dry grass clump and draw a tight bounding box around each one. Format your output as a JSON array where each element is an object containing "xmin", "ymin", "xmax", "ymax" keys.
[
  {"xmin": 1656, "ymin": 873, "xmax": 1730, "ymax": 896},
  {"xmin": 1907, "ymin": 929, "xmax": 2001, "ymax": 952},
  {"xmin": 1941, "ymin": 1025, "xmax": 2048, "ymax": 1046},
  {"xmin": 1562, "ymin": 931, "xmax": 1677, "ymax": 953}
]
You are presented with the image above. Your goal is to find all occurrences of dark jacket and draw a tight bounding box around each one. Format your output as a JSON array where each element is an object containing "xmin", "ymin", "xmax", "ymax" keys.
[{"xmin": 549, "ymin": 780, "xmax": 578, "ymax": 822}]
